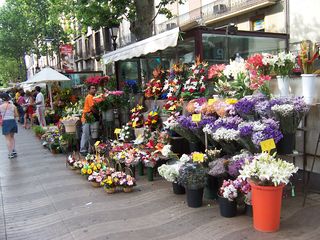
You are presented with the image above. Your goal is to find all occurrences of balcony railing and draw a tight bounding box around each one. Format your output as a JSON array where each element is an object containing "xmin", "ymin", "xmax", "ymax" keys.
[{"xmin": 156, "ymin": 0, "xmax": 276, "ymax": 33}]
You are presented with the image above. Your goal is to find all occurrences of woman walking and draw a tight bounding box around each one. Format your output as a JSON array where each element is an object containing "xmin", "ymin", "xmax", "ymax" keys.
[
  {"xmin": 23, "ymin": 91, "xmax": 35, "ymax": 129},
  {"xmin": 0, "ymin": 93, "xmax": 19, "ymax": 158}
]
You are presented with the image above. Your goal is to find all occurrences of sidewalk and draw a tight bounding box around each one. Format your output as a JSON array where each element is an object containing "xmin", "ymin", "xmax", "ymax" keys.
[{"xmin": 0, "ymin": 126, "xmax": 320, "ymax": 240}]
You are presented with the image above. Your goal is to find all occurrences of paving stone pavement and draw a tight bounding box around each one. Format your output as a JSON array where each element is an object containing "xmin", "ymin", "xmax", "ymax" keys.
[{"xmin": 1, "ymin": 126, "xmax": 320, "ymax": 240}]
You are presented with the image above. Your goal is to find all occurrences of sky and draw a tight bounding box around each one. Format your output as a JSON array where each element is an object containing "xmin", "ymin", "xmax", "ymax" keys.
[{"xmin": 0, "ymin": 0, "xmax": 4, "ymax": 7}]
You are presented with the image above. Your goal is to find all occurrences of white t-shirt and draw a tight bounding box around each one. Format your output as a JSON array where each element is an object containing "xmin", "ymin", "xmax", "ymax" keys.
[{"xmin": 36, "ymin": 92, "xmax": 45, "ymax": 108}]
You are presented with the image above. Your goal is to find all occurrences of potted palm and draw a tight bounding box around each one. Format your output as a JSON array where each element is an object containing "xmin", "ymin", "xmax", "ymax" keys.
[
  {"xmin": 179, "ymin": 162, "xmax": 208, "ymax": 208},
  {"xmin": 239, "ymin": 153, "xmax": 298, "ymax": 232}
]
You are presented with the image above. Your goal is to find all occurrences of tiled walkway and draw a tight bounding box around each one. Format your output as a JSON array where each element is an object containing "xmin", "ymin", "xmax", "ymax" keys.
[{"xmin": 0, "ymin": 126, "xmax": 320, "ymax": 240}]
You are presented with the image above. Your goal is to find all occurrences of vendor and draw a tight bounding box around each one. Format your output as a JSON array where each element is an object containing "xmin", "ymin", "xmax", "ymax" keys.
[
  {"xmin": 80, "ymin": 84, "xmax": 97, "ymax": 156},
  {"xmin": 35, "ymin": 86, "xmax": 46, "ymax": 127}
]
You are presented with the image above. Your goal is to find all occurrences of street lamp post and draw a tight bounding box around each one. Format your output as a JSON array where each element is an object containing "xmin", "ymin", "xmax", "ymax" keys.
[{"xmin": 110, "ymin": 24, "xmax": 120, "ymax": 89}]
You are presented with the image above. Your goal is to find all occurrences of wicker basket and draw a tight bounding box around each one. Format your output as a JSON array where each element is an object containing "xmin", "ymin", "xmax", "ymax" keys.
[
  {"xmin": 123, "ymin": 187, "xmax": 133, "ymax": 193},
  {"xmin": 91, "ymin": 181, "xmax": 101, "ymax": 188},
  {"xmin": 104, "ymin": 187, "xmax": 116, "ymax": 194}
]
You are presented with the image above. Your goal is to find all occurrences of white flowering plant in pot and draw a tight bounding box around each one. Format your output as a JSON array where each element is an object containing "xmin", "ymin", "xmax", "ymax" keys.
[{"xmin": 239, "ymin": 153, "xmax": 298, "ymax": 186}]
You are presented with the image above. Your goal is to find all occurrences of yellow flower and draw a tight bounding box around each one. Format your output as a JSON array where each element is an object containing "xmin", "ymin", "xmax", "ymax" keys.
[
  {"xmin": 97, "ymin": 163, "xmax": 101, "ymax": 169},
  {"xmin": 225, "ymin": 98, "xmax": 238, "ymax": 105},
  {"xmin": 90, "ymin": 163, "xmax": 95, "ymax": 168},
  {"xmin": 93, "ymin": 166, "xmax": 97, "ymax": 172},
  {"xmin": 151, "ymin": 120, "xmax": 157, "ymax": 124},
  {"xmin": 87, "ymin": 169, "xmax": 93, "ymax": 175},
  {"xmin": 81, "ymin": 168, "xmax": 87, "ymax": 174}
]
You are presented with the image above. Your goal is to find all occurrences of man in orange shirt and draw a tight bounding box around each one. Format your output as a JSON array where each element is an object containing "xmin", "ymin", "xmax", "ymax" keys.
[{"xmin": 80, "ymin": 85, "xmax": 97, "ymax": 155}]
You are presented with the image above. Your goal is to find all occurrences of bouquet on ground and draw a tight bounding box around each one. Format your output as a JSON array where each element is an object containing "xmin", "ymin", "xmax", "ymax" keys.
[
  {"xmin": 239, "ymin": 153, "xmax": 298, "ymax": 186},
  {"xmin": 178, "ymin": 161, "xmax": 208, "ymax": 190},
  {"xmin": 88, "ymin": 169, "xmax": 108, "ymax": 186},
  {"xmin": 219, "ymin": 178, "xmax": 251, "ymax": 201}
]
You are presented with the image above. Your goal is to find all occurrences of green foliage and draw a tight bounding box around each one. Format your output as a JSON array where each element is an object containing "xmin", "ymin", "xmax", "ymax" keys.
[
  {"xmin": 32, "ymin": 125, "xmax": 45, "ymax": 135},
  {"xmin": 0, "ymin": 57, "xmax": 23, "ymax": 86}
]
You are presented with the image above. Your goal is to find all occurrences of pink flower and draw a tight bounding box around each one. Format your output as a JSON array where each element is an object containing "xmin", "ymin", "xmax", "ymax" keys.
[
  {"xmin": 208, "ymin": 64, "xmax": 225, "ymax": 79},
  {"xmin": 96, "ymin": 176, "xmax": 102, "ymax": 182}
]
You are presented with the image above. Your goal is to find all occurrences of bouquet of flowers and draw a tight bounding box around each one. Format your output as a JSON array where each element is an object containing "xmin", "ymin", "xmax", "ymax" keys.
[
  {"xmin": 181, "ymin": 58, "xmax": 208, "ymax": 100},
  {"xmin": 173, "ymin": 115, "xmax": 200, "ymax": 143},
  {"xmin": 227, "ymin": 151, "xmax": 252, "ymax": 177},
  {"xmin": 119, "ymin": 124, "xmax": 134, "ymax": 142},
  {"xmin": 162, "ymin": 63, "xmax": 186, "ymax": 98},
  {"xmin": 119, "ymin": 174, "xmax": 136, "ymax": 189},
  {"xmin": 219, "ymin": 179, "xmax": 238, "ymax": 201},
  {"xmin": 144, "ymin": 109, "xmax": 160, "ymax": 130},
  {"xmin": 266, "ymin": 52, "xmax": 296, "ymax": 76},
  {"xmin": 179, "ymin": 162, "xmax": 208, "ymax": 189},
  {"xmin": 158, "ymin": 162, "xmax": 181, "ymax": 183},
  {"xmin": 141, "ymin": 151, "xmax": 159, "ymax": 168},
  {"xmin": 299, "ymin": 40, "xmax": 319, "ymax": 74},
  {"xmin": 85, "ymin": 75, "xmax": 109, "ymax": 86},
  {"xmin": 239, "ymin": 153, "xmax": 298, "ymax": 186},
  {"xmin": 162, "ymin": 96, "xmax": 182, "ymax": 115},
  {"xmin": 128, "ymin": 104, "xmax": 144, "ymax": 128},
  {"xmin": 270, "ymin": 97, "xmax": 309, "ymax": 134},
  {"xmin": 208, "ymin": 64, "xmax": 225, "ymax": 81},
  {"xmin": 144, "ymin": 67, "xmax": 166, "ymax": 99},
  {"xmin": 186, "ymin": 98, "xmax": 207, "ymax": 114},
  {"xmin": 88, "ymin": 170, "xmax": 107, "ymax": 185}
]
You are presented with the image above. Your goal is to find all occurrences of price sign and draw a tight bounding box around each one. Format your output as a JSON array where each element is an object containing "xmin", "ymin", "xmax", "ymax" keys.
[
  {"xmin": 208, "ymin": 99, "xmax": 217, "ymax": 105},
  {"xmin": 193, "ymin": 153, "xmax": 204, "ymax": 163},
  {"xmin": 192, "ymin": 113, "xmax": 202, "ymax": 122},
  {"xmin": 114, "ymin": 128, "xmax": 121, "ymax": 134},
  {"xmin": 260, "ymin": 138, "xmax": 276, "ymax": 153}
]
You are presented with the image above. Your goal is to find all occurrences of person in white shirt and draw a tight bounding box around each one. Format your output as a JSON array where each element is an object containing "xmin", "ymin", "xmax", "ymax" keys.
[{"xmin": 35, "ymin": 86, "xmax": 46, "ymax": 127}]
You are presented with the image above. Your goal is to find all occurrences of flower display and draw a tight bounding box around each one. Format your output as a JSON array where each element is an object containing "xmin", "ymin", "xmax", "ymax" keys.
[
  {"xmin": 299, "ymin": 40, "xmax": 319, "ymax": 74},
  {"xmin": 239, "ymin": 153, "xmax": 298, "ymax": 186},
  {"xmin": 266, "ymin": 52, "xmax": 296, "ymax": 76},
  {"xmin": 162, "ymin": 96, "xmax": 182, "ymax": 114},
  {"xmin": 144, "ymin": 109, "xmax": 160, "ymax": 129},
  {"xmin": 219, "ymin": 179, "xmax": 238, "ymax": 201},
  {"xmin": 178, "ymin": 162, "xmax": 208, "ymax": 189},
  {"xmin": 208, "ymin": 64, "xmax": 225, "ymax": 80},
  {"xmin": 162, "ymin": 63, "xmax": 186, "ymax": 98},
  {"xmin": 119, "ymin": 124, "xmax": 134, "ymax": 142}
]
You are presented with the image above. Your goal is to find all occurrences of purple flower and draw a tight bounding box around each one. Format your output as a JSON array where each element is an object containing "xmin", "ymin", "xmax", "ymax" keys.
[
  {"xmin": 228, "ymin": 158, "xmax": 245, "ymax": 177},
  {"xmin": 213, "ymin": 116, "xmax": 243, "ymax": 131},
  {"xmin": 235, "ymin": 97, "xmax": 256, "ymax": 115},
  {"xmin": 198, "ymin": 116, "xmax": 216, "ymax": 129},
  {"xmin": 238, "ymin": 122, "xmax": 253, "ymax": 137},
  {"xmin": 255, "ymin": 100, "xmax": 271, "ymax": 118},
  {"xmin": 177, "ymin": 116, "xmax": 198, "ymax": 130}
]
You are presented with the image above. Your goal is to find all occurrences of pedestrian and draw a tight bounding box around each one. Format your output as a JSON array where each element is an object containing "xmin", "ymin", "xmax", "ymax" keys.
[
  {"xmin": 23, "ymin": 91, "xmax": 35, "ymax": 129},
  {"xmin": 17, "ymin": 90, "xmax": 26, "ymax": 124},
  {"xmin": 34, "ymin": 86, "xmax": 46, "ymax": 127},
  {"xmin": 0, "ymin": 92, "xmax": 19, "ymax": 159},
  {"xmin": 80, "ymin": 84, "xmax": 97, "ymax": 156}
]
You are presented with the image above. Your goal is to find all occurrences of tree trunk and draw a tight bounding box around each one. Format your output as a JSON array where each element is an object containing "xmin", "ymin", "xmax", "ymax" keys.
[{"xmin": 131, "ymin": 0, "xmax": 155, "ymax": 41}]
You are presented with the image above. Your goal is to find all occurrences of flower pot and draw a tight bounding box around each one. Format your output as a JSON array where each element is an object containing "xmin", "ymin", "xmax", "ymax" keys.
[
  {"xmin": 276, "ymin": 133, "xmax": 295, "ymax": 154},
  {"xmin": 147, "ymin": 167, "xmax": 154, "ymax": 181},
  {"xmin": 172, "ymin": 182, "xmax": 185, "ymax": 195},
  {"xmin": 123, "ymin": 187, "xmax": 133, "ymax": 193},
  {"xmin": 90, "ymin": 121, "xmax": 99, "ymax": 139},
  {"xmin": 218, "ymin": 195, "xmax": 237, "ymax": 218},
  {"xmin": 91, "ymin": 181, "xmax": 101, "ymax": 188},
  {"xmin": 102, "ymin": 109, "xmax": 114, "ymax": 121},
  {"xmin": 204, "ymin": 175, "xmax": 220, "ymax": 200},
  {"xmin": 276, "ymin": 76, "xmax": 290, "ymax": 97},
  {"xmin": 129, "ymin": 166, "xmax": 136, "ymax": 178},
  {"xmin": 104, "ymin": 187, "xmax": 116, "ymax": 194},
  {"xmin": 186, "ymin": 188, "xmax": 204, "ymax": 208},
  {"xmin": 137, "ymin": 162, "xmax": 144, "ymax": 176},
  {"xmin": 250, "ymin": 182, "xmax": 284, "ymax": 232},
  {"xmin": 302, "ymin": 74, "xmax": 317, "ymax": 104}
]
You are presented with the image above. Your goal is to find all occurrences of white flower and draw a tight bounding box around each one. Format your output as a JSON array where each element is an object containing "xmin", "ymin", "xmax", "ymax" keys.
[
  {"xmin": 223, "ymin": 59, "xmax": 247, "ymax": 79},
  {"xmin": 211, "ymin": 128, "xmax": 240, "ymax": 141},
  {"xmin": 161, "ymin": 145, "xmax": 172, "ymax": 157},
  {"xmin": 271, "ymin": 104, "xmax": 294, "ymax": 116},
  {"xmin": 179, "ymin": 154, "xmax": 191, "ymax": 163}
]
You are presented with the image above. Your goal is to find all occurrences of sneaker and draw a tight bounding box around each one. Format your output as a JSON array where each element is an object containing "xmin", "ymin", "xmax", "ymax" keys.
[
  {"xmin": 8, "ymin": 153, "xmax": 15, "ymax": 159},
  {"xmin": 12, "ymin": 150, "xmax": 17, "ymax": 156}
]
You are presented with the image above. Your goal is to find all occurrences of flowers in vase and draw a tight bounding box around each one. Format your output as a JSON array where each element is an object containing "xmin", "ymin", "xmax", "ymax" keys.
[
  {"xmin": 239, "ymin": 153, "xmax": 298, "ymax": 186},
  {"xmin": 266, "ymin": 52, "xmax": 296, "ymax": 76},
  {"xmin": 299, "ymin": 40, "xmax": 319, "ymax": 74}
]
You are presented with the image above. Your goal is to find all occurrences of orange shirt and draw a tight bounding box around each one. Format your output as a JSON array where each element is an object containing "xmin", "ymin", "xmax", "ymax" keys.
[{"xmin": 81, "ymin": 94, "xmax": 94, "ymax": 123}]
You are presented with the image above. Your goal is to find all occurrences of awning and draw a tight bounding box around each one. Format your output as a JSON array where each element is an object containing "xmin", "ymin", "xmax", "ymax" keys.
[{"xmin": 102, "ymin": 27, "xmax": 180, "ymax": 64}]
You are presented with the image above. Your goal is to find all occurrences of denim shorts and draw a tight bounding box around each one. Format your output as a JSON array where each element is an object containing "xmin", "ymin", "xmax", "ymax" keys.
[{"xmin": 2, "ymin": 119, "xmax": 18, "ymax": 135}]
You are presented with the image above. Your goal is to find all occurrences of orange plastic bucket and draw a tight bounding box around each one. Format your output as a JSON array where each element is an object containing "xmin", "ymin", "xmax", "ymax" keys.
[{"xmin": 250, "ymin": 182, "xmax": 284, "ymax": 232}]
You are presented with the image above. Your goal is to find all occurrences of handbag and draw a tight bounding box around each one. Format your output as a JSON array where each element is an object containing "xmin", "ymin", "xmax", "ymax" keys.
[{"xmin": 0, "ymin": 104, "xmax": 9, "ymax": 126}]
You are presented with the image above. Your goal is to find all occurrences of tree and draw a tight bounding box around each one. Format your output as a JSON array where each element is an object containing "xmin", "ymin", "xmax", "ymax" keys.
[{"xmin": 64, "ymin": 0, "xmax": 185, "ymax": 41}]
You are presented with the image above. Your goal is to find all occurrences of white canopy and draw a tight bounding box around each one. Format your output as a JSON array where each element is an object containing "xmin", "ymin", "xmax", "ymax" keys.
[
  {"xmin": 27, "ymin": 67, "xmax": 70, "ymax": 109},
  {"xmin": 27, "ymin": 67, "xmax": 70, "ymax": 83},
  {"xmin": 102, "ymin": 27, "xmax": 180, "ymax": 64}
]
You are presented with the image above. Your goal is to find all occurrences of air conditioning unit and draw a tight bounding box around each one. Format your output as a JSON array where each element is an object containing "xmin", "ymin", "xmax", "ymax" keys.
[
  {"xmin": 166, "ymin": 23, "xmax": 177, "ymax": 30},
  {"xmin": 213, "ymin": 4, "xmax": 227, "ymax": 14}
]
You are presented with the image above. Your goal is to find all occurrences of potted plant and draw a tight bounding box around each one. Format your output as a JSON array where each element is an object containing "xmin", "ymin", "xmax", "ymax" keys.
[
  {"xmin": 120, "ymin": 174, "xmax": 136, "ymax": 193},
  {"xmin": 239, "ymin": 153, "xmax": 298, "ymax": 232},
  {"xmin": 32, "ymin": 125, "xmax": 45, "ymax": 138},
  {"xmin": 179, "ymin": 162, "xmax": 208, "ymax": 208},
  {"xmin": 299, "ymin": 40, "xmax": 319, "ymax": 104},
  {"xmin": 218, "ymin": 179, "xmax": 238, "ymax": 218}
]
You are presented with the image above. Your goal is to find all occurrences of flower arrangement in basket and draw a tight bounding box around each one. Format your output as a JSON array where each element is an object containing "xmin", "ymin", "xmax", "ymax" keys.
[
  {"xmin": 100, "ymin": 171, "xmax": 136, "ymax": 193},
  {"xmin": 88, "ymin": 170, "xmax": 108, "ymax": 187},
  {"xmin": 144, "ymin": 67, "xmax": 166, "ymax": 99},
  {"xmin": 128, "ymin": 104, "xmax": 144, "ymax": 128}
]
